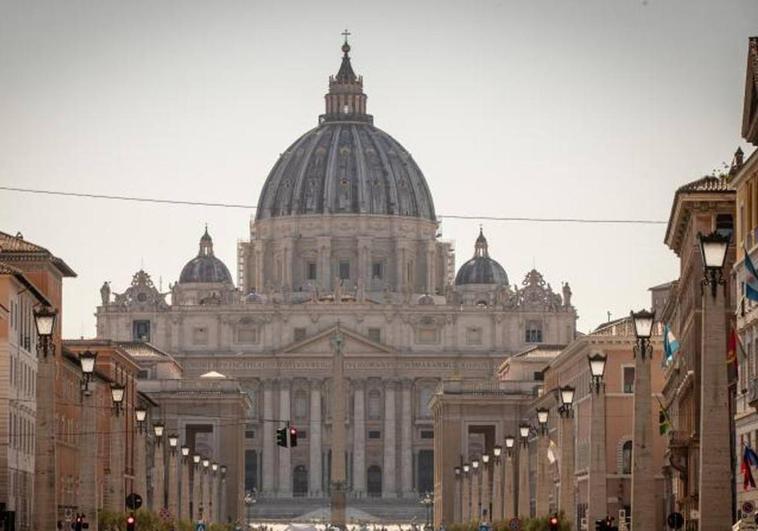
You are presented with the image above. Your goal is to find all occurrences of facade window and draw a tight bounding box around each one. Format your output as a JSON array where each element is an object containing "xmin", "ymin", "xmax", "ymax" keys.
[
  {"xmin": 193, "ymin": 327, "xmax": 208, "ymax": 345},
  {"xmin": 525, "ymin": 320, "xmax": 543, "ymax": 343},
  {"xmin": 294, "ymin": 328, "xmax": 307, "ymax": 342},
  {"xmin": 420, "ymin": 430, "xmax": 434, "ymax": 439},
  {"xmin": 418, "ymin": 387, "xmax": 434, "ymax": 418},
  {"xmin": 294, "ymin": 389, "xmax": 308, "ymax": 419},
  {"xmin": 466, "ymin": 327, "xmax": 483, "ymax": 345},
  {"xmin": 368, "ymin": 430, "xmax": 381, "ymax": 439},
  {"xmin": 367, "ymin": 389, "xmax": 382, "ymax": 420},
  {"xmin": 237, "ymin": 327, "xmax": 258, "ymax": 344},
  {"xmin": 137, "ymin": 369, "xmax": 149, "ymax": 379},
  {"xmin": 621, "ymin": 440, "xmax": 633, "ymax": 474},
  {"xmin": 245, "ymin": 424, "xmax": 255, "ymax": 439},
  {"xmin": 306, "ymin": 262, "xmax": 317, "ymax": 281},
  {"xmin": 372, "ymin": 262, "xmax": 384, "ymax": 279},
  {"xmin": 623, "ymin": 367, "xmax": 635, "ymax": 394},
  {"xmin": 339, "ymin": 261, "xmax": 350, "ymax": 280},
  {"xmin": 132, "ymin": 320, "xmax": 151, "ymax": 342},
  {"xmin": 368, "ymin": 328, "xmax": 381, "ymax": 343}
]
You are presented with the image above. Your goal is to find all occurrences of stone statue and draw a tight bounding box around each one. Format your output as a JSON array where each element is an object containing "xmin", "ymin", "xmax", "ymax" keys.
[
  {"xmin": 562, "ymin": 282, "xmax": 572, "ymax": 308},
  {"xmin": 334, "ymin": 277, "xmax": 343, "ymax": 303},
  {"xmin": 100, "ymin": 281, "xmax": 111, "ymax": 305},
  {"xmin": 356, "ymin": 277, "xmax": 365, "ymax": 303}
]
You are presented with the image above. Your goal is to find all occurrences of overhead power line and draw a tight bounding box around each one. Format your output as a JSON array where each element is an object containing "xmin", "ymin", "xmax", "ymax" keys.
[{"xmin": 0, "ymin": 185, "xmax": 667, "ymax": 225}]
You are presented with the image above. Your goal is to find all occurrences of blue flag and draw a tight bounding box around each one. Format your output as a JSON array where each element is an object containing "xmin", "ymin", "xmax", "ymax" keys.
[
  {"xmin": 745, "ymin": 247, "xmax": 758, "ymax": 302},
  {"xmin": 663, "ymin": 324, "xmax": 680, "ymax": 363}
]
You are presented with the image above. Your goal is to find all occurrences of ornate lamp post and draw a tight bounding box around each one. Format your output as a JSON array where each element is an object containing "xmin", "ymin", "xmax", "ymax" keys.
[
  {"xmin": 535, "ymin": 408, "xmax": 550, "ymax": 516},
  {"xmin": 78, "ymin": 349, "xmax": 98, "ymax": 525},
  {"xmin": 587, "ymin": 352, "xmax": 607, "ymax": 526},
  {"xmin": 108, "ymin": 381, "xmax": 127, "ymax": 512},
  {"xmin": 630, "ymin": 308, "xmax": 656, "ymax": 530},
  {"xmin": 78, "ymin": 350, "xmax": 97, "ymax": 395},
  {"xmin": 133, "ymin": 406, "xmax": 148, "ymax": 509},
  {"xmin": 153, "ymin": 423, "xmax": 166, "ymax": 510},
  {"xmin": 697, "ymin": 230, "xmax": 732, "ymax": 529},
  {"xmin": 211, "ymin": 462, "xmax": 219, "ymax": 523},
  {"xmin": 110, "ymin": 383, "xmax": 125, "ymax": 416},
  {"xmin": 558, "ymin": 386, "xmax": 575, "ymax": 524},
  {"xmin": 202, "ymin": 457, "xmax": 211, "ymax": 521},
  {"xmin": 135, "ymin": 407, "xmax": 147, "ymax": 433},
  {"xmin": 192, "ymin": 454, "xmax": 202, "ymax": 520},
  {"xmin": 219, "ymin": 465, "xmax": 228, "ymax": 523},
  {"xmin": 517, "ymin": 424, "xmax": 530, "ymax": 519},
  {"xmin": 454, "ymin": 466, "xmax": 462, "ymax": 524},
  {"xmin": 471, "ymin": 458, "xmax": 480, "ymax": 523},
  {"xmin": 481, "ymin": 454, "xmax": 492, "ymax": 522},
  {"xmin": 179, "ymin": 445, "xmax": 190, "ymax": 520},
  {"xmin": 462, "ymin": 463, "xmax": 471, "ymax": 523},
  {"xmin": 33, "ymin": 306, "xmax": 57, "ymax": 357},
  {"xmin": 167, "ymin": 434, "xmax": 179, "ymax": 518}
]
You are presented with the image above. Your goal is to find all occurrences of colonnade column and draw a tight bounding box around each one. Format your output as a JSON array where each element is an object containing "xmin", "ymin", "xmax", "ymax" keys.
[
  {"xmin": 481, "ymin": 461, "xmax": 491, "ymax": 522},
  {"xmin": 202, "ymin": 466, "xmax": 210, "ymax": 520},
  {"xmin": 470, "ymin": 466, "xmax": 480, "ymax": 522},
  {"xmin": 192, "ymin": 462, "xmax": 201, "ymax": 520},
  {"xmin": 352, "ymin": 379, "xmax": 366, "ymax": 496},
  {"xmin": 211, "ymin": 469, "xmax": 219, "ymax": 523},
  {"xmin": 535, "ymin": 435, "xmax": 550, "ymax": 516},
  {"xmin": 382, "ymin": 380, "xmax": 397, "ymax": 498},
  {"xmin": 153, "ymin": 438, "xmax": 165, "ymax": 511},
  {"xmin": 181, "ymin": 455, "xmax": 190, "ymax": 521},
  {"xmin": 278, "ymin": 379, "xmax": 292, "ymax": 497},
  {"xmin": 167, "ymin": 448, "xmax": 178, "ymax": 519},
  {"xmin": 462, "ymin": 469, "xmax": 471, "ymax": 522},
  {"xmin": 453, "ymin": 473, "xmax": 462, "ymax": 524},
  {"xmin": 133, "ymin": 427, "xmax": 147, "ymax": 510},
  {"xmin": 262, "ymin": 379, "xmax": 274, "ymax": 494},
  {"xmin": 309, "ymin": 379, "xmax": 323, "ymax": 496},
  {"xmin": 400, "ymin": 379, "xmax": 413, "ymax": 497}
]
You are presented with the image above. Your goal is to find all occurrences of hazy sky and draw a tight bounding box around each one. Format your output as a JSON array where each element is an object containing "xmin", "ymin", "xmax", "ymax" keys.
[{"xmin": 1, "ymin": 0, "xmax": 756, "ymax": 338}]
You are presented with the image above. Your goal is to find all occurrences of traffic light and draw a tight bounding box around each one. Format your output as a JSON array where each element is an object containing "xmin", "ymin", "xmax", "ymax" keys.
[
  {"xmin": 276, "ymin": 427, "xmax": 288, "ymax": 447},
  {"xmin": 548, "ymin": 514, "xmax": 559, "ymax": 531},
  {"xmin": 289, "ymin": 427, "xmax": 298, "ymax": 447},
  {"xmin": 126, "ymin": 513, "xmax": 136, "ymax": 531}
]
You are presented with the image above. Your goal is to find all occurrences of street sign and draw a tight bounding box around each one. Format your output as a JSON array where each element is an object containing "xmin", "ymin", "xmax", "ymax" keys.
[
  {"xmin": 667, "ymin": 512, "xmax": 684, "ymax": 530},
  {"xmin": 125, "ymin": 493, "xmax": 143, "ymax": 510},
  {"xmin": 744, "ymin": 501, "xmax": 756, "ymax": 515},
  {"xmin": 508, "ymin": 518, "xmax": 521, "ymax": 530}
]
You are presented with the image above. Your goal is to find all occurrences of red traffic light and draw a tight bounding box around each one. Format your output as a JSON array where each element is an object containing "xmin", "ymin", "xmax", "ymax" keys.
[
  {"xmin": 289, "ymin": 427, "xmax": 298, "ymax": 447},
  {"xmin": 127, "ymin": 515, "xmax": 135, "ymax": 524}
]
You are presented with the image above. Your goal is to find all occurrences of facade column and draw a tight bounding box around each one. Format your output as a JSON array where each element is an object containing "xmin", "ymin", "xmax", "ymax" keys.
[
  {"xmin": 454, "ymin": 474, "xmax": 462, "ymax": 524},
  {"xmin": 588, "ymin": 388, "xmax": 607, "ymax": 525},
  {"xmin": 492, "ymin": 456, "xmax": 503, "ymax": 522},
  {"xmin": 504, "ymin": 454, "xmax": 515, "ymax": 519},
  {"xmin": 211, "ymin": 470, "xmax": 219, "ymax": 523},
  {"xmin": 401, "ymin": 379, "xmax": 414, "ymax": 497},
  {"xmin": 262, "ymin": 379, "xmax": 275, "ymax": 494},
  {"xmin": 180, "ymin": 456, "xmax": 191, "ymax": 521},
  {"xmin": 167, "ymin": 450, "xmax": 178, "ymax": 520},
  {"xmin": 79, "ymin": 389, "xmax": 99, "ymax": 530},
  {"xmin": 470, "ymin": 466, "xmax": 480, "ymax": 523},
  {"xmin": 309, "ymin": 379, "xmax": 323, "ymax": 496},
  {"xmin": 481, "ymin": 461, "xmax": 491, "ymax": 522},
  {"xmin": 535, "ymin": 435, "xmax": 550, "ymax": 517},
  {"xmin": 192, "ymin": 463, "xmax": 201, "ymax": 520},
  {"xmin": 462, "ymin": 469, "xmax": 471, "ymax": 523},
  {"xmin": 382, "ymin": 379, "xmax": 398, "ymax": 497},
  {"xmin": 698, "ymin": 285, "xmax": 732, "ymax": 529},
  {"xmin": 559, "ymin": 414, "xmax": 575, "ymax": 524},
  {"xmin": 631, "ymin": 344, "xmax": 655, "ymax": 530},
  {"xmin": 219, "ymin": 474, "xmax": 227, "ymax": 524},
  {"xmin": 202, "ymin": 467, "xmax": 210, "ymax": 521},
  {"xmin": 278, "ymin": 379, "xmax": 292, "ymax": 497},
  {"xmin": 153, "ymin": 438, "xmax": 165, "ymax": 511},
  {"xmin": 352, "ymin": 379, "xmax": 366, "ymax": 497},
  {"xmin": 517, "ymin": 443, "xmax": 530, "ymax": 519}
]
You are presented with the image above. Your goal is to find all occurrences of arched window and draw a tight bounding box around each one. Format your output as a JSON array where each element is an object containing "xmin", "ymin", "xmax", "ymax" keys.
[
  {"xmin": 367, "ymin": 465, "xmax": 382, "ymax": 497},
  {"xmin": 294, "ymin": 389, "xmax": 308, "ymax": 420},
  {"xmin": 621, "ymin": 441, "xmax": 633, "ymax": 474},
  {"xmin": 367, "ymin": 389, "xmax": 382, "ymax": 420}
]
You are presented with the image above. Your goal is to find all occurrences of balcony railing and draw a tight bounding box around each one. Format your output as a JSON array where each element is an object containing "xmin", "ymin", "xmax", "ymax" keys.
[{"xmin": 437, "ymin": 379, "xmax": 539, "ymax": 396}]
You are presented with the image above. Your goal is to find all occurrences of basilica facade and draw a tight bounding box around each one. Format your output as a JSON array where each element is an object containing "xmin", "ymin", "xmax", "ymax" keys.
[{"xmin": 95, "ymin": 39, "xmax": 577, "ymax": 519}]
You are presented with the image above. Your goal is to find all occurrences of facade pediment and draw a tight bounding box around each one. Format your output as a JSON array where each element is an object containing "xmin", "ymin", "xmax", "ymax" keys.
[{"xmin": 281, "ymin": 325, "xmax": 395, "ymax": 355}]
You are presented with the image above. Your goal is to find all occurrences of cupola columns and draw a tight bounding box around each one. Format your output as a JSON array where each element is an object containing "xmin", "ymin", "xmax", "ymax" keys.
[{"xmin": 321, "ymin": 32, "xmax": 372, "ymax": 124}]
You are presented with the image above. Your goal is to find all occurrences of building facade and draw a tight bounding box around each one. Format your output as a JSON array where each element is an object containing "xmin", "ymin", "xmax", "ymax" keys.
[{"xmin": 94, "ymin": 40, "xmax": 577, "ymax": 520}]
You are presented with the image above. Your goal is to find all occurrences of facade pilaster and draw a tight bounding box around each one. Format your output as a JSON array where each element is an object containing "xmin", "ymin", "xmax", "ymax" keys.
[
  {"xmin": 382, "ymin": 379, "xmax": 398, "ymax": 497},
  {"xmin": 309, "ymin": 379, "xmax": 323, "ymax": 496},
  {"xmin": 262, "ymin": 379, "xmax": 275, "ymax": 494},
  {"xmin": 278, "ymin": 378, "xmax": 292, "ymax": 496},
  {"xmin": 454, "ymin": 474, "xmax": 462, "ymax": 524},
  {"xmin": 426, "ymin": 241, "xmax": 436, "ymax": 294},
  {"xmin": 400, "ymin": 378, "xmax": 413, "ymax": 497},
  {"xmin": 318, "ymin": 237, "xmax": 332, "ymax": 290},
  {"xmin": 211, "ymin": 470, "xmax": 219, "ymax": 523},
  {"xmin": 352, "ymin": 379, "xmax": 366, "ymax": 496}
]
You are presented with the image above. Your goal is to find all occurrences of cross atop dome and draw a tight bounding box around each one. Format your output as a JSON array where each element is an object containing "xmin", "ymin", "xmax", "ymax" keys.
[{"xmin": 321, "ymin": 31, "xmax": 373, "ymax": 124}]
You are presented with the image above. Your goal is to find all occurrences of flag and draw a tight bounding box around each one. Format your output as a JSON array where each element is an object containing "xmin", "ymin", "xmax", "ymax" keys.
[
  {"xmin": 546, "ymin": 440, "xmax": 558, "ymax": 465},
  {"xmin": 743, "ymin": 445, "xmax": 758, "ymax": 490},
  {"xmin": 663, "ymin": 324, "xmax": 680, "ymax": 364},
  {"xmin": 744, "ymin": 247, "xmax": 758, "ymax": 302},
  {"xmin": 656, "ymin": 396, "xmax": 671, "ymax": 435}
]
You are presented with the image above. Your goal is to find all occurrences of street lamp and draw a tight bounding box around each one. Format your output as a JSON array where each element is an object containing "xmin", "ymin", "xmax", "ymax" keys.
[
  {"xmin": 181, "ymin": 445, "xmax": 190, "ymax": 462},
  {"xmin": 631, "ymin": 309, "xmax": 655, "ymax": 359},
  {"xmin": 463, "ymin": 463, "xmax": 470, "ymax": 474},
  {"xmin": 505, "ymin": 435, "xmax": 515, "ymax": 456},
  {"xmin": 455, "ymin": 465, "xmax": 462, "ymax": 478},
  {"xmin": 33, "ymin": 306, "xmax": 57, "ymax": 357},
  {"xmin": 212, "ymin": 462, "xmax": 218, "ymax": 472},
  {"xmin": 110, "ymin": 383, "xmax": 125, "ymax": 415},
  {"xmin": 493, "ymin": 445, "xmax": 502, "ymax": 462},
  {"xmin": 220, "ymin": 465, "xmax": 227, "ymax": 476},
  {"xmin": 135, "ymin": 406, "xmax": 147, "ymax": 433},
  {"xmin": 698, "ymin": 230, "xmax": 730, "ymax": 297},
  {"xmin": 193, "ymin": 454, "xmax": 201, "ymax": 467},
  {"xmin": 153, "ymin": 422, "xmax": 165, "ymax": 444},
  {"xmin": 202, "ymin": 457, "xmax": 210, "ymax": 469},
  {"xmin": 79, "ymin": 350, "xmax": 97, "ymax": 394},
  {"xmin": 558, "ymin": 385, "xmax": 575, "ymax": 417},
  {"xmin": 481, "ymin": 454, "xmax": 490, "ymax": 466},
  {"xmin": 472, "ymin": 458, "xmax": 480, "ymax": 472},
  {"xmin": 536, "ymin": 407, "xmax": 549, "ymax": 435},
  {"xmin": 519, "ymin": 424, "xmax": 530, "ymax": 447},
  {"xmin": 168, "ymin": 434, "xmax": 179, "ymax": 454},
  {"xmin": 588, "ymin": 353, "xmax": 607, "ymax": 393}
]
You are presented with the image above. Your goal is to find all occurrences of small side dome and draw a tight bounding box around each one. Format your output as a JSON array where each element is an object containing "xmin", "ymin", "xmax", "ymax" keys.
[
  {"xmin": 179, "ymin": 227, "xmax": 233, "ymax": 284},
  {"xmin": 455, "ymin": 229, "xmax": 509, "ymax": 286}
]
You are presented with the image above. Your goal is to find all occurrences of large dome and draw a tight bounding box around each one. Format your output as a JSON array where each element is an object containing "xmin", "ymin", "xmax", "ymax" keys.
[
  {"xmin": 179, "ymin": 228, "xmax": 233, "ymax": 284},
  {"xmin": 455, "ymin": 229, "xmax": 509, "ymax": 286},
  {"xmin": 255, "ymin": 41, "xmax": 435, "ymax": 221}
]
